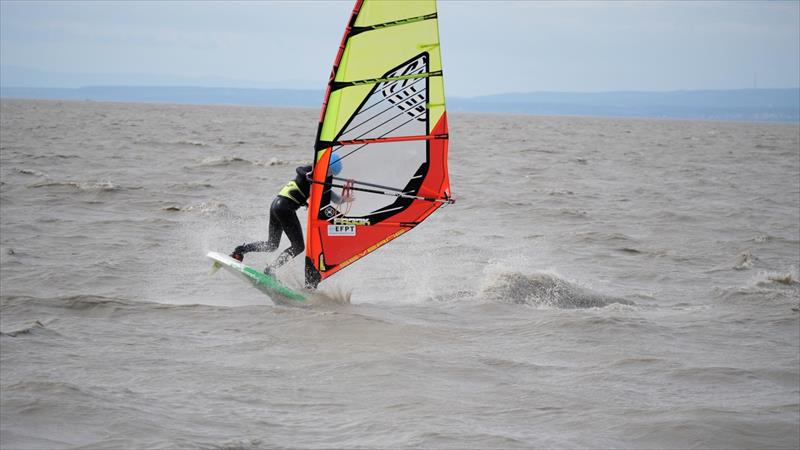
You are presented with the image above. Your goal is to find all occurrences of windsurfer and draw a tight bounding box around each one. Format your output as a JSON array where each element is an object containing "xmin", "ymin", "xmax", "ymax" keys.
[{"xmin": 231, "ymin": 153, "xmax": 343, "ymax": 288}]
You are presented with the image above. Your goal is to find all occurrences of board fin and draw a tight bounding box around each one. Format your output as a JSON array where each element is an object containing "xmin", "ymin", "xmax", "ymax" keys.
[{"xmin": 210, "ymin": 261, "xmax": 222, "ymax": 275}]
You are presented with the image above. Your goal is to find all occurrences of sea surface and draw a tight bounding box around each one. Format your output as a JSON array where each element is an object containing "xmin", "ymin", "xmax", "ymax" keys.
[{"xmin": 1, "ymin": 99, "xmax": 798, "ymax": 449}]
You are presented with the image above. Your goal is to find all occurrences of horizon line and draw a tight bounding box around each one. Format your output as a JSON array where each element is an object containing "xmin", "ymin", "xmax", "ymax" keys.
[{"xmin": 1, "ymin": 84, "xmax": 799, "ymax": 98}]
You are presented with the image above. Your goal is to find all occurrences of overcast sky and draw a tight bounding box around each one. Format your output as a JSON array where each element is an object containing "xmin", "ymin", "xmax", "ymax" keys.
[{"xmin": 1, "ymin": 1, "xmax": 798, "ymax": 97}]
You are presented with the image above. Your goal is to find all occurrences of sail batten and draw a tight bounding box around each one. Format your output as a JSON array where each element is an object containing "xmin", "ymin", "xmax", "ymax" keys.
[
  {"xmin": 306, "ymin": 0, "xmax": 451, "ymax": 283},
  {"xmin": 350, "ymin": 12, "xmax": 437, "ymax": 35},
  {"xmin": 333, "ymin": 133, "xmax": 448, "ymax": 147},
  {"xmin": 331, "ymin": 70, "xmax": 443, "ymax": 91}
]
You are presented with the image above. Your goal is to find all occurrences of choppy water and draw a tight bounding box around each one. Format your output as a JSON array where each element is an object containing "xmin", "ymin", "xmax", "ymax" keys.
[{"xmin": 1, "ymin": 99, "xmax": 798, "ymax": 449}]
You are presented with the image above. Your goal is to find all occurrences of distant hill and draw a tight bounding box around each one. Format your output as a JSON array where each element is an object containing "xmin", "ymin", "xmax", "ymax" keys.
[
  {"xmin": 449, "ymin": 89, "xmax": 800, "ymax": 122},
  {"xmin": 0, "ymin": 86, "xmax": 322, "ymax": 108},
  {"xmin": 1, "ymin": 85, "xmax": 798, "ymax": 122}
]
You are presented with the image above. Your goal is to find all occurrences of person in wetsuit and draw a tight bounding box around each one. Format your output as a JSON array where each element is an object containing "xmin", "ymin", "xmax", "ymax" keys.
[{"xmin": 230, "ymin": 153, "xmax": 343, "ymax": 286}]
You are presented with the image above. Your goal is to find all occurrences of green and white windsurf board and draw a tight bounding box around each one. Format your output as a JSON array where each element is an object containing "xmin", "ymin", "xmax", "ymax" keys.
[{"xmin": 206, "ymin": 251, "xmax": 306, "ymax": 304}]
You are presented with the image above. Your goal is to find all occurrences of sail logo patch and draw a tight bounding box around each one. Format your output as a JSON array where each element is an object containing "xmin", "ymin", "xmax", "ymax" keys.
[
  {"xmin": 328, "ymin": 224, "xmax": 356, "ymax": 236},
  {"xmin": 333, "ymin": 217, "xmax": 370, "ymax": 226}
]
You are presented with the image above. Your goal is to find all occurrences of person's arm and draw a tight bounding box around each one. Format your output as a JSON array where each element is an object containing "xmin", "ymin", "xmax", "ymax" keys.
[{"xmin": 302, "ymin": 165, "xmax": 344, "ymax": 204}]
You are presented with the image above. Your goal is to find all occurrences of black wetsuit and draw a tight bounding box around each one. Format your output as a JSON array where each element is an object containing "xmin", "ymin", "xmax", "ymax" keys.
[{"xmin": 234, "ymin": 165, "xmax": 312, "ymax": 274}]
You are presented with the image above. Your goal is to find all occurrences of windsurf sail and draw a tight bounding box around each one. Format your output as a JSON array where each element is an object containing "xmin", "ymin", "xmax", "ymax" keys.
[{"xmin": 305, "ymin": 0, "xmax": 452, "ymax": 286}]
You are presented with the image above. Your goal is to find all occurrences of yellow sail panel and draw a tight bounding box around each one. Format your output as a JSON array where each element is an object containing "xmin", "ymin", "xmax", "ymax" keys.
[
  {"xmin": 319, "ymin": 0, "xmax": 444, "ymax": 142},
  {"xmin": 338, "ymin": 21, "xmax": 442, "ymax": 83},
  {"xmin": 355, "ymin": 1, "xmax": 437, "ymax": 27}
]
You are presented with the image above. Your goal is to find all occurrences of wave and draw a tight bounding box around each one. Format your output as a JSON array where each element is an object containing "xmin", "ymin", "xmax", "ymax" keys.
[
  {"xmin": 479, "ymin": 271, "xmax": 634, "ymax": 308},
  {"xmin": 14, "ymin": 168, "xmax": 47, "ymax": 177},
  {"xmin": 547, "ymin": 189, "xmax": 576, "ymax": 196},
  {"xmin": 558, "ymin": 208, "xmax": 589, "ymax": 219},
  {"xmin": 0, "ymin": 319, "xmax": 48, "ymax": 337},
  {"xmin": 752, "ymin": 234, "xmax": 771, "ymax": 243},
  {"xmin": 671, "ymin": 365, "xmax": 761, "ymax": 383},
  {"xmin": 566, "ymin": 232, "xmax": 666, "ymax": 257},
  {"xmin": 714, "ymin": 267, "xmax": 800, "ymax": 308},
  {"xmin": 30, "ymin": 153, "xmax": 80, "ymax": 160},
  {"xmin": 61, "ymin": 295, "xmax": 140, "ymax": 311},
  {"xmin": 766, "ymin": 272, "xmax": 797, "ymax": 285},
  {"xmin": 0, "ymin": 294, "xmax": 221, "ymax": 316},
  {"xmin": 1, "ymin": 295, "xmax": 145, "ymax": 318},
  {"xmin": 254, "ymin": 157, "xmax": 288, "ymax": 167},
  {"xmin": 3, "ymin": 380, "xmax": 91, "ymax": 397},
  {"xmin": 174, "ymin": 140, "xmax": 209, "ymax": 147},
  {"xmin": 574, "ymin": 231, "xmax": 635, "ymax": 244},
  {"xmin": 194, "ymin": 155, "xmax": 309, "ymax": 168},
  {"xmin": 167, "ymin": 182, "xmax": 215, "ymax": 191},
  {"xmin": 733, "ymin": 250, "xmax": 758, "ymax": 270},
  {"xmin": 197, "ymin": 156, "xmax": 252, "ymax": 167},
  {"xmin": 709, "ymin": 250, "xmax": 795, "ymax": 274},
  {"xmin": 28, "ymin": 180, "xmax": 141, "ymax": 192},
  {"xmin": 201, "ymin": 439, "xmax": 266, "ymax": 450},
  {"xmin": 161, "ymin": 201, "xmax": 231, "ymax": 215},
  {"xmin": 253, "ymin": 157, "xmax": 309, "ymax": 167},
  {"xmin": 755, "ymin": 267, "xmax": 799, "ymax": 287}
]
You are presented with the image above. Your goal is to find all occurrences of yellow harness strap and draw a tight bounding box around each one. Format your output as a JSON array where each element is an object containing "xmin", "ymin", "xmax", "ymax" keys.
[{"xmin": 278, "ymin": 181, "xmax": 307, "ymax": 205}]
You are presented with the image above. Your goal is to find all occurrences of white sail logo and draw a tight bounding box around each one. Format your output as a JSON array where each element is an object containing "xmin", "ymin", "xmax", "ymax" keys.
[
  {"xmin": 328, "ymin": 224, "xmax": 356, "ymax": 236},
  {"xmin": 379, "ymin": 54, "xmax": 428, "ymax": 121}
]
